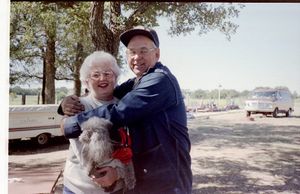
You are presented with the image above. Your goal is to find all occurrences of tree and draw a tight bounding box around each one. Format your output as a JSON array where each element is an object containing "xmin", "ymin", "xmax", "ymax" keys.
[
  {"xmin": 10, "ymin": 2, "xmax": 244, "ymax": 103},
  {"xmin": 10, "ymin": 2, "xmax": 93, "ymax": 101},
  {"xmin": 89, "ymin": 2, "xmax": 244, "ymax": 59},
  {"xmin": 292, "ymin": 91, "xmax": 298, "ymax": 99},
  {"xmin": 10, "ymin": 2, "xmax": 59, "ymax": 103},
  {"xmin": 55, "ymin": 2, "xmax": 93, "ymax": 96},
  {"xmin": 225, "ymin": 89, "xmax": 239, "ymax": 99},
  {"xmin": 191, "ymin": 89, "xmax": 208, "ymax": 99},
  {"xmin": 56, "ymin": 87, "xmax": 69, "ymax": 103},
  {"xmin": 240, "ymin": 90, "xmax": 251, "ymax": 97},
  {"xmin": 10, "ymin": 2, "xmax": 45, "ymax": 85}
]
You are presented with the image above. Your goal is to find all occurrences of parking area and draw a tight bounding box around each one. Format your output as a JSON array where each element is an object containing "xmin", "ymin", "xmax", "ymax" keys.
[
  {"xmin": 190, "ymin": 108, "xmax": 300, "ymax": 194},
  {"xmin": 8, "ymin": 106, "xmax": 300, "ymax": 194}
]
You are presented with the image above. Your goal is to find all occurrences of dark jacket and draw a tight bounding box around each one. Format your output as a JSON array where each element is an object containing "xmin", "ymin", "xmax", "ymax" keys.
[{"xmin": 63, "ymin": 62, "xmax": 192, "ymax": 194}]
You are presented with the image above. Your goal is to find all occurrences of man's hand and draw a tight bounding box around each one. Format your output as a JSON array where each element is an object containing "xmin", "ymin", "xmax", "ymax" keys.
[
  {"xmin": 90, "ymin": 166, "xmax": 119, "ymax": 188},
  {"xmin": 61, "ymin": 95, "xmax": 85, "ymax": 116}
]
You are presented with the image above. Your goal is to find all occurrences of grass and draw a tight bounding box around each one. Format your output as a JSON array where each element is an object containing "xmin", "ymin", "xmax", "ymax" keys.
[
  {"xmin": 9, "ymin": 95, "xmax": 61, "ymax": 105},
  {"xmin": 10, "ymin": 95, "xmax": 38, "ymax": 105},
  {"xmin": 184, "ymin": 97, "xmax": 247, "ymax": 109}
]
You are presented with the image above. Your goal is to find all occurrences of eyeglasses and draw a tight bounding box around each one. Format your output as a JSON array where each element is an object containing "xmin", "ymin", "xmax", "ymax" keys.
[
  {"xmin": 89, "ymin": 70, "xmax": 114, "ymax": 80},
  {"xmin": 126, "ymin": 47, "xmax": 156, "ymax": 57}
]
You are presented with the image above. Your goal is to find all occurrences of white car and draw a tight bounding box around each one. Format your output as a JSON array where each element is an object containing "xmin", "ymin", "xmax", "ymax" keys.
[
  {"xmin": 245, "ymin": 89, "xmax": 294, "ymax": 117},
  {"xmin": 9, "ymin": 104, "xmax": 63, "ymax": 145}
]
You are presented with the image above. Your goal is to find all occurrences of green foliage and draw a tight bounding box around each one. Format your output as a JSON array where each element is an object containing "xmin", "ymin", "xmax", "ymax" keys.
[
  {"xmin": 9, "ymin": 92, "xmax": 17, "ymax": 101},
  {"xmin": 240, "ymin": 90, "xmax": 251, "ymax": 97},
  {"xmin": 10, "ymin": 2, "xmax": 43, "ymax": 84},
  {"xmin": 10, "ymin": 2, "xmax": 244, "ymax": 90},
  {"xmin": 185, "ymin": 86, "xmax": 294, "ymax": 100},
  {"xmin": 10, "ymin": 2, "xmax": 93, "ymax": 85},
  {"xmin": 9, "ymin": 86, "xmax": 40, "ymax": 95},
  {"xmin": 9, "ymin": 95, "xmax": 39, "ymax": 105},
  {"xmin": 120, "ymin": 2, "xmax": 244, "ymax": 41},
  {"xmin": 56, "ymin": 91, "xmax": 67, "ymax": 102},
  {"xmin": 56, "ymin": 87, "xmax": 69, "ymax": 94},
  {"xmin": 9, "ymin": 86, "xmax": 71, "ymax": 105},
  {"xmin": 292, "ymin": 91, "xmax": 298, "ymax": 98},
  {"xmin": 161, "ymin": 3, "xmax": 244, "ymax": 40},
  {"xmin": 55, "ymin": 2, "xmax": 93, "ymax": 81},
  {"xmin": 191, "ymin": 89, "xmax": 209, "ymax": 99}
]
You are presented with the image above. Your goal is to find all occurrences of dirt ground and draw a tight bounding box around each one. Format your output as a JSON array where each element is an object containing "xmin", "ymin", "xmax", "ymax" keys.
[
  {"xmin": 190, "ymin": 109, "xmax": 300, "ymax": 194},
  {"xmin": 8, "ymin": 107, "xmax": 300, "ymax": 194}
]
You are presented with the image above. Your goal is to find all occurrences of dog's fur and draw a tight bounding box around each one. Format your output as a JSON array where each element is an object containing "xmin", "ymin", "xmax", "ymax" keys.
[{"xmin": 79, "ymin": 116, "xmax": 136, "ymax": 192}]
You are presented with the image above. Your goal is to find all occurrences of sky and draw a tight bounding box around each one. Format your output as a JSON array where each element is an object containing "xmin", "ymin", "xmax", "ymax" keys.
[{"xmin": 116, "ymin": 3, "xmax": 300, "ymax": 94}]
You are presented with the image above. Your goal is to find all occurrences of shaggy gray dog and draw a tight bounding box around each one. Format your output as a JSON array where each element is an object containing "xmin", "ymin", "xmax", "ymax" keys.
[{"xmin": 79, "ymin": 116, "xmax": 136, "ymax": 192}]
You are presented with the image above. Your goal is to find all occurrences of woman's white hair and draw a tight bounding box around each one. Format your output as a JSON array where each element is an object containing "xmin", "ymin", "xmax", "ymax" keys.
[{"xmin": 80, "ymin": 51, "xmax": 120, "ymax": 88}]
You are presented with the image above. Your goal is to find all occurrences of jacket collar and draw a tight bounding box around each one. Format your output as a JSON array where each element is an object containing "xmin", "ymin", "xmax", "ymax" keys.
[
  {"xmin": 133, "ymin": 61, "xmax": 162, "ymax": 86},
  {"xmin": 143, "ymin": 61, "xmax": 162, "ymax": 76}
]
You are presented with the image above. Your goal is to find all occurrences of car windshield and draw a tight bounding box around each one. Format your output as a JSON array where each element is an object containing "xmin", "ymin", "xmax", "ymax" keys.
[{"xmin": 251, "ymin": 91, "xmax": 276, "ymax": 99}]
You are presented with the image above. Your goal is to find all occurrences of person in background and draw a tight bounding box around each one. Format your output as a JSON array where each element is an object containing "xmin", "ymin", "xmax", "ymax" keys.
[
  {"xmin": 60, "ymin": 26, "xmax": 193, "ymax": 194},
  {"xmin": 62, "ymin": 51, "xmax": 131, "ymax": 194}
]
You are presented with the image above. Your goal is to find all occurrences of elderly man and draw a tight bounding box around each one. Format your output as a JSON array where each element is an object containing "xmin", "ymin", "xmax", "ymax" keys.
[{"xmin": 60, "ymin": 26, "xmax": 192, "ymax": 194}]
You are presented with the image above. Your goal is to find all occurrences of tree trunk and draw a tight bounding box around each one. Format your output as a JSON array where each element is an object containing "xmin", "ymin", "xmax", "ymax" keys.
[
  {"xmin": 74, "ymin": 42, "xmax": 84, "ymax": 96},
  {"xmin": 90, "ymin": 2, "xmax": 121, "ymax": 59},
  {"xmin": 42, "ymin": 55, "xmax": 46, "ymax": 104},
  {"xmin": 44, "ymin": 32, "xmax": 56, "ymax": 104}
]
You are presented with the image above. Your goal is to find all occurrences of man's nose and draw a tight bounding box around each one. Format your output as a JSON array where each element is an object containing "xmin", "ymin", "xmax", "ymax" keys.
[{"xmin": 132, "ymin": 52, "xmax": 143, "ymax": 59}]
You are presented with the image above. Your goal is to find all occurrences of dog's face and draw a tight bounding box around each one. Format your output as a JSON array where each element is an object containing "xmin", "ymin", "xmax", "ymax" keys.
[
  {"xmin": 79, "ymin": 117, "xmax": 114, "ymax": 171},
  {"xmin": 81, "ymin": 117, "xmax": 112, "ymax": 133},
  {"xmin": 79, "ymin": 117, "xmax": 112, "ymax": 143}
]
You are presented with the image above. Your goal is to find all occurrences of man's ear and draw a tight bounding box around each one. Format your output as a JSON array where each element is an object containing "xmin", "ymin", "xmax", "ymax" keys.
[{"xmin": 155, "ymin": 48, "xmax": 160, "ymax": 60}]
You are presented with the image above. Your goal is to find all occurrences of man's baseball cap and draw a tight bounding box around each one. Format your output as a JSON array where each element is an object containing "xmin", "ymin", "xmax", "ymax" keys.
[{"xmin": 120, "ymin": 26, "xmax": 159, "ymax": 48}]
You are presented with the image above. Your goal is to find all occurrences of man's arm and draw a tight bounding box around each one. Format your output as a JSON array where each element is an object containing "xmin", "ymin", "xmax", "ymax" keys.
[
  {"xmin": 113, "ymin": 78, "xmax": 135, "ymax": 99},
  {"xmin": 58, "ymin": 79, "xmax": 135, "ymax": 116},
  {"xmin": 63, "ymin": 72, "xmax": 177, "ymax": 138}
]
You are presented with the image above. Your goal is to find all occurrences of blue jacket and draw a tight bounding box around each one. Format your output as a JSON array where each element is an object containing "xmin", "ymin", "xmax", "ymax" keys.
[{"xmin": 64, "ymin": 62, "xmax": 192, "ymax": 194}]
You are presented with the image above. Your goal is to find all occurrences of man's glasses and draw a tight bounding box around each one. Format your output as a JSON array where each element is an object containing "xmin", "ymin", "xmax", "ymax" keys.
[
  {"xmin": 89, "ymin": 70, "xmax": 114, "ymax": 80},
  {"xmin": 126, "ymin": 47, "xmax": 156, "ymax": 57}
]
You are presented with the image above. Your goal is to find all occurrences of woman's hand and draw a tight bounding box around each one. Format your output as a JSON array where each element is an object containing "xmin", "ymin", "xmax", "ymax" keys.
[{"xmin": 90, "ymin": 166, "xmax": 119, "ymax": 188}]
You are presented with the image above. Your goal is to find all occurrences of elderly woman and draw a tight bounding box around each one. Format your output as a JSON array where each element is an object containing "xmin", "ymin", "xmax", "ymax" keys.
[{"xmin": 63, "ymin": 51, "xmax": 127, "ymax": 194}]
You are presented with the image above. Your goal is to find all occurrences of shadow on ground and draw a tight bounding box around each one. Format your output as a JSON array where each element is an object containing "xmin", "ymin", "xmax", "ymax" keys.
[
  {"xmin": 9, "ymin": 136, "xmax": 69, "ymax": 155},
  {"xmin": 189, "ymin": 119, "xmax": 300, "ymax": 194}
]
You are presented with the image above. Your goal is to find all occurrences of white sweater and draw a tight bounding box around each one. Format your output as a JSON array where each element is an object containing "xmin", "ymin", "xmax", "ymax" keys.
[{"xmin": 63, "ymin": 95, "xmax": 121, "ymax": 194}]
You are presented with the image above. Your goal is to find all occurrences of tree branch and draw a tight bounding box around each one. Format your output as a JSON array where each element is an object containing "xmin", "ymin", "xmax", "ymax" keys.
[{"xmin": 125, "ymin": 2, "xmax": 154, "ymax": 29}]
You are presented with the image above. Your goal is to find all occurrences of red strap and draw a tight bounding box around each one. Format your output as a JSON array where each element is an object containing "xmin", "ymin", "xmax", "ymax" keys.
[
  {"xmin": 112, "ymin": 147, "xmax": 133, "ymax": 164},
  {"xmin": 112, "ymin": 127, "xmax": 133, "ymax": 164},
  {"xmin": 118, "ymin": 127, "xmax": 131, "ymax": 147}
]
